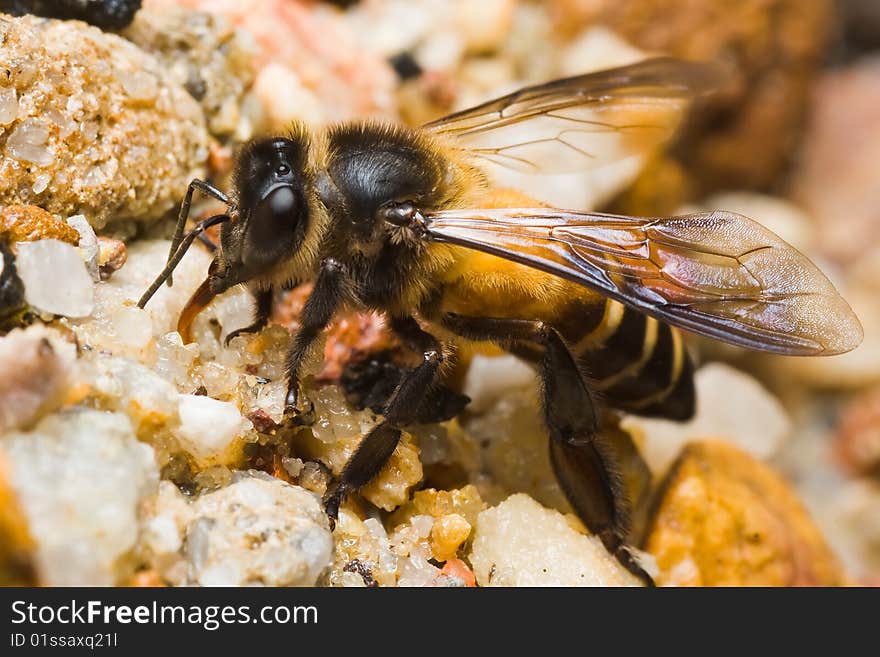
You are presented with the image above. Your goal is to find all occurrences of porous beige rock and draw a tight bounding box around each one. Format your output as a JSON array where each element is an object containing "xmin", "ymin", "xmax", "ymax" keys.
[
  {"xmin": 469, "ymin": 494, "xmax": 643, "ymax": 586},
  {"xmin": 0, "ymin": 14, "xmax": 208, "ymax": 230},
  {"xmin": 142, "ymin": 473, "xmax": 333, "ymax": 586},
  {"xmin": 1, "ymin": 409, "xmax": 159, "ymax": 586},
  {"xmin": 123, "ymin": 6, "xmax": 257, "ymax": 138}
]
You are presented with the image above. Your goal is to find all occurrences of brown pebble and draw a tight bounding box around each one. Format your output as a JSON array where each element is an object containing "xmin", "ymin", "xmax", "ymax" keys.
[
  {"xmin": 208, "ymin": 139, "xmax": 235, "ymax": 176},
  {"xmin": 247, "ymin": 409, "xmax": 280, "ymax": 434},
  {"xmin": 127, "ymin": 569, "xmax": 166, "ymax": 587},
  {"xmin": 644, "ymin": 440, "xmax": 847, "ymax": 586},
  {"xmin": 834, "ymin": 387, "xmax": 880, "ymax": 478},
  {"xmin": 0, "ymin": 205, "xmax": 79, "ymax": 247},
  {"xmin": 97, "ymin": 237, "xmax": 128, "ymax": 280}
]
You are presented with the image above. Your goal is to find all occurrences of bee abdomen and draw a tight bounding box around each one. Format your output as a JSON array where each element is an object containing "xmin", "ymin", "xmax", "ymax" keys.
[{"xmin": 565, "ymin": 300, "xmax": 695, "ymax": 421}]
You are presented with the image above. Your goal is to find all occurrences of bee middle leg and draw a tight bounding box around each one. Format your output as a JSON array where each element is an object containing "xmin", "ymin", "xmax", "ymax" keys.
[
  {"xmin": 283, "ymin": 258, "xmax": 346, "ymax": 415},
  {"xmin": 442, "ymin": 313, "xmax": 654, "ymax": 586},
  {"xmin": 224, "ymin": 287, "xmax": 274, "ymax": 346},
  {"xmin": 323, "ymin": 316, "xmax": 447, "ymax": 521}
]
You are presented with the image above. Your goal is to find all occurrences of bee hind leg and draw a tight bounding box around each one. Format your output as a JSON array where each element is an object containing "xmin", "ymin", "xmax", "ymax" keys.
[
  {"xmin": 323, "ymin": 316, "xmax": 447, "ymax": 521},
  {"xmin": 549, "ymin": 439, "xmax": 654, "ymax": 586},
  {"xmin": 442, "ymin": 313, "xmax": 655, "ymax": 586}
]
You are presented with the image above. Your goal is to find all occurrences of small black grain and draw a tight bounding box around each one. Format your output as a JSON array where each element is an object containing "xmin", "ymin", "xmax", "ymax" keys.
[
  {"xmin": 388, "ymin": 51, "xmax": 423, "ymax": 81},
  {"xmin": 0, "ymin": 0, "xmax": 142, "ymax": 30}
]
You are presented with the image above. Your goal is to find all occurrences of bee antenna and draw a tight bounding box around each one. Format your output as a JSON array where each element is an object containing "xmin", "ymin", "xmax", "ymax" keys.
[{"xmin": 137, "ymin": 213, "xmax": 230, "ymax": 309}]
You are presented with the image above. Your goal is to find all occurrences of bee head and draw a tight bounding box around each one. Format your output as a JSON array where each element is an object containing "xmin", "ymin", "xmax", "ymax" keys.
[{"xmin": 210, "ymin": 135, "xmax": 310, "ymax": 294}]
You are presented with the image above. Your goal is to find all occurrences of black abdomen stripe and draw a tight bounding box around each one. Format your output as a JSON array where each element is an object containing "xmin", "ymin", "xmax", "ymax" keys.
[
  {"xmin": 584, "ymin": 305, "xmax": 648, "ymax": 381},
  {"xmin": 502, "ymin": 296, "xmax": 695, "ymax": 421},
  {"xmin": 573, "ymin": 301, "xmax": 695, "ymax": 421}
]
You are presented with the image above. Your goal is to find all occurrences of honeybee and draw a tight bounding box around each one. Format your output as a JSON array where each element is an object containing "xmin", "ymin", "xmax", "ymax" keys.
[{"xmin": 139, "ymin": 58, "xmax": 862, "ymax": 585}]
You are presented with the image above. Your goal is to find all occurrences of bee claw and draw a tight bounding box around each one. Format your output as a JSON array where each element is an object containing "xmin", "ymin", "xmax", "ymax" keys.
[
  {"xmin": 323, "ymin": 483, "xmax": 346, "ymax": 526},
  {"xmin": 223, "ymin": 321, "xmax": 267, "ymax": 347},
  {"xmin": 282, "ymin": 397, "xmax": 315, "ymax": 427}
]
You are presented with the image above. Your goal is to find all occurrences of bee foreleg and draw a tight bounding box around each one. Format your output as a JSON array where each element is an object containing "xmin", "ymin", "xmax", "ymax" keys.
[
  {"xmin": 442, "ymin": 313, "xmax": 654, "ymax": 586},
  {"xmin": 324, "ymin": 318, "xmax": 446, "ymax": 521},
  {"xmin": 283, "ymin": 258, "xmax": 346, "ymax": 416},
  {"xmin": 224, "ymin": 287, "xmax": 274, "ymax": 346}
]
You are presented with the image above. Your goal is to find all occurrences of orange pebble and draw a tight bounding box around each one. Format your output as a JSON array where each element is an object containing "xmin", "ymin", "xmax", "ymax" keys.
[
  {"xmin": 441, "ymin": 558, "xmax": 476, "ymax": 587},
  {"xmin": 128, "ymin": 570, "xmax": 165, "ymax": 587}
]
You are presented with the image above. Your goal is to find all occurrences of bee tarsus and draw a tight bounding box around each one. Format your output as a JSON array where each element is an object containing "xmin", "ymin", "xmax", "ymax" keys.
[{"xmin": 223, "ymin": 287, "xmax": 273, "ymax": 346}]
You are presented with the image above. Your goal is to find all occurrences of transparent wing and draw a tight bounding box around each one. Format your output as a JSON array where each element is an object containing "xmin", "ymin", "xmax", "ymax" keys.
[
  {"xmin": 425, "ymin": 208, "xmax": 863, "ymax": 356},
  {"xmin": 424, "ymin": 57, "xmax": 721, "ymax": 175}
]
